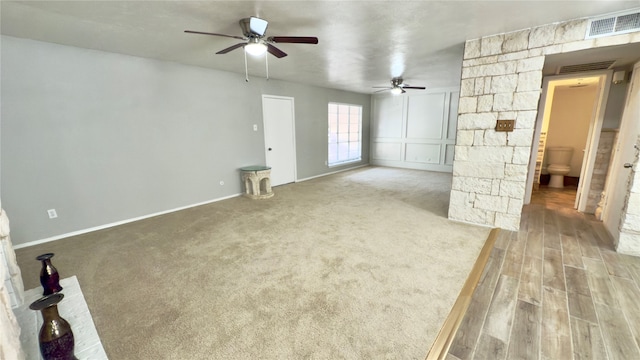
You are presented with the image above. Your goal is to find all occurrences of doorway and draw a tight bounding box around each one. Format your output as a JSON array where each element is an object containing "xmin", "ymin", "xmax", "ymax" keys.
[
  {"xmin": 262, "ymin": 95, "xmax": 297, "ymax": 186},
  {"xmin": 525, "ymin": 71, "xmax": 612, "ymax": 212}
]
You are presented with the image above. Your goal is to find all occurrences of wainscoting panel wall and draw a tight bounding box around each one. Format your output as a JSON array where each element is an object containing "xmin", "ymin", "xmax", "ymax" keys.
[
  {"xmin": 372, "ymin": 95, "xmax": 404, "ymax": 138},
  {"xmin": 371, "ymin": 88, "xmax": 459, "ymax": 172},
  {"xmin": 406, "ymin": 93, "xmax": 445, "ymax": 139},
  {"xmin": 371, "ymin": 142, "xmax": 403, "ymax": 161}
]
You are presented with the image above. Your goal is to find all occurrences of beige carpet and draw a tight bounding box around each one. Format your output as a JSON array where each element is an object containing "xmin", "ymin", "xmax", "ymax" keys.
[{"xmin": 16, "ymin": 166, "xmax": 490, "ymax": 359}]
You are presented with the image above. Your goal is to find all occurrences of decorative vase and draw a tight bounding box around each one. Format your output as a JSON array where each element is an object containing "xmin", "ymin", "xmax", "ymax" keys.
[
  {"xmin": 37, "ymin": 253, "xmax": 63, "ymax": 295},
  {"xmin": 29, "ymin": 293, "xmax": 78, "ymax": 360}
]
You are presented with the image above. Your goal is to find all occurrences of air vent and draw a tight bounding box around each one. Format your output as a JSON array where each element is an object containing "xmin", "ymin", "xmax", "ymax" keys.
[
  {"xmin": 586, "ymin": 9, "xmax": 640, "ymax": 39},
  {"xmin": 557, "ymin": 60, "xmax": 616, "ymax": 74}
]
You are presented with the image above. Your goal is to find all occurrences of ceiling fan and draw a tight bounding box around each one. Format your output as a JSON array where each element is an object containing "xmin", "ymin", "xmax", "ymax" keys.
[
  {"xmin": 185, "ymin": 17, "xmax": 318, "ymax": 59},
  {"xmin": 374, "ymin": 78, "xmax": 426, "ymax": 95}
]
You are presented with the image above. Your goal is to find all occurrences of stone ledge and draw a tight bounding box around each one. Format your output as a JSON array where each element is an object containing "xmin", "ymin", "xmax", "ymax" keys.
[{"xmin": 13, "ymin": 276, "xmax": 107, "ymax": 359}]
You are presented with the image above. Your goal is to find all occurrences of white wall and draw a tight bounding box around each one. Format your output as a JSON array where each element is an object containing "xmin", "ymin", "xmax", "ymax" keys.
[
  {"xmin": 603, "ymin": 69, "xmax": 632, "ymax": 129},
  {"xmin": 370, "ymin": 89, "xmax": 459, "ymax": 172}
]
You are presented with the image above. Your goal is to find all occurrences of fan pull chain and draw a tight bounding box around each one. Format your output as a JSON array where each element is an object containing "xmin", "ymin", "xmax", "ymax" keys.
[
  {"xmin": 265, "ymin": 52, "xmax": 269, "ymax": 81},
  {"xmin": 244, "ymin": 49, "xmax": 249, "ymax": 82}
]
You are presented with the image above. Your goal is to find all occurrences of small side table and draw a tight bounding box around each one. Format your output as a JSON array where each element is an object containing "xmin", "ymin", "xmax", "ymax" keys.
[{"xmin": 240, "ymin": 166, "xmax": 274, "ymax": 199}]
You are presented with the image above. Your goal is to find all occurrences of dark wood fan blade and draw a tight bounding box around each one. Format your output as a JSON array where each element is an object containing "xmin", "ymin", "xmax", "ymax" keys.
[
  {"xmin": 184, "ymin": 30, "xmax": 245, "ymax": 40},
  {"xmin": 216, "ymin": 43, "xmax": 246, "ymax": 54},
  {"xmin": 374, "ymin": 89, "xmax": 390, "ymax": 93},
  {"xmin": 401, "ymin": 89, "xmax": 407, "ymax": 94},
  {"xmin": 267, "ymin": 44, "xmax": 288, "ymax": 58},
  {"xmin": 403, "ymin": 86, "xmax": 426, "ymax": 90},
  {"xmin": 268, "ymin": 36, "xmax": 318, "ymax": 44}
]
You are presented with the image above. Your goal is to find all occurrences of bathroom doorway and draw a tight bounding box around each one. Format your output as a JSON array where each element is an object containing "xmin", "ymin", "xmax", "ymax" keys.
[{"xmin": 524, "ymin": 70, "xmax": 613, "ymax": 211}]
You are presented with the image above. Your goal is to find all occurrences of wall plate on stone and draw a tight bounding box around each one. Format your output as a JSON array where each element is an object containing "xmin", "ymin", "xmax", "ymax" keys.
[{"xmin": 496, "ymin": 119, "xmax": 515, "ymax": 132}]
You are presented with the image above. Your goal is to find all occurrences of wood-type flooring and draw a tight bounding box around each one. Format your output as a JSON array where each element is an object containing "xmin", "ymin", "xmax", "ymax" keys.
[{"xmin": 446, "ymin": 185, "xmax": 640, "ymax": 360}]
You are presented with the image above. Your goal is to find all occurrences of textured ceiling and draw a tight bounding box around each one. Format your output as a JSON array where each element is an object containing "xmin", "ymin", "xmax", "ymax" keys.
[{"xmin": 2, "ymin": 1, "xmax": 640, "ymax": 94}]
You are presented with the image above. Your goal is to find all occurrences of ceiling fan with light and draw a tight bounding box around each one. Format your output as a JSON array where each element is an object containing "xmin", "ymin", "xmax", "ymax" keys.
[
  {"xmin": 373, "ymin": 78, "xmax": 426, "ymax": 94},
  {"xmin": 185, "ymin": 17, "xmax": 318, "ymax": 81},
  {"xmin": 185, "ymin": 16, "xmax": 318, "ymax": 58}
]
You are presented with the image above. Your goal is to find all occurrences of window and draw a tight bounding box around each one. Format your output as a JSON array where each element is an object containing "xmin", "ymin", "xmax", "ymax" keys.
[{"xmin": 328, "ymin": 103, "xmax": 362, "ymax": 166}]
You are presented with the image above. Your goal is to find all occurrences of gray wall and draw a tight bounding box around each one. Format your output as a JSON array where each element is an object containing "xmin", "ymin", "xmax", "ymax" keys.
[
  {"xmin": 1, "ymin": 36, "xmax": 370, "ymax": 245},
  {"xmin": 602, "ymin": 69, "xmax": 631, "ymax": 129}
]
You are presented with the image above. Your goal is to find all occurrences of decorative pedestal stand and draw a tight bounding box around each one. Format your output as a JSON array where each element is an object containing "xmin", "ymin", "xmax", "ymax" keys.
[{"xmin": 240, "ymin": 166, "xmax": 274, "ymax": 199}]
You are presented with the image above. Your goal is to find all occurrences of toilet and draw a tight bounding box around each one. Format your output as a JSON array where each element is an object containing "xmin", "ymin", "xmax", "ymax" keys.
[{"xmin": 546, "ymin": 147, "xmax": 574, "ymax": 188}]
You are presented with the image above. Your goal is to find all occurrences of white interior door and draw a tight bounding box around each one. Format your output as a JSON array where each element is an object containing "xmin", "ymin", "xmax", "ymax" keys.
[
  {"xmin": 525, "ymin": 77, "xmax": 553, "ymax": 204},
  {"xmin": 574, "ymin": 74, "xmax": 611, "ymax": 211},
  {"xmin": 262, "ymin": 95, "xmax": 296, "ymax": 186},
  {"xmin": 603, "ymin": 62, "xmax": 640, "ymax": 242}
]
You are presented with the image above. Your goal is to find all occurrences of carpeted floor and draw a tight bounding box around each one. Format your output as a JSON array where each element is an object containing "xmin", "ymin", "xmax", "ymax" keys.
[{"xmin": 16, "ymin": 166, "xmax": 491, "ymax": 359}]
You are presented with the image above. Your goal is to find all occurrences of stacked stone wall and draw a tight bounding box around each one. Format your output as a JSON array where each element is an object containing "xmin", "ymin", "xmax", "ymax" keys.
[
  {"xmin": 586, "ymin": 130, "xmax": 618, "ymax": 213},
  {"xmin": 449, "ymin": 19, "xmax": 640, "ymax": 230},
  {"xmin": 617, "ymin": 136, "xmax": 640, "ymax": 255},
  {"xmin": 1, "ymin": 200, "xmax": 25, "ymax": 359}
]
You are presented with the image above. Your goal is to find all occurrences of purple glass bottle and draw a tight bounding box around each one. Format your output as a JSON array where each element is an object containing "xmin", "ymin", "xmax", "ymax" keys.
[
  {"xmin": 29, "ymin": 293, "xmax": 78, "ymax": 360},
  {"xmin": 37, "ymin": 253, "xmax": 63, "ymax": 295}
]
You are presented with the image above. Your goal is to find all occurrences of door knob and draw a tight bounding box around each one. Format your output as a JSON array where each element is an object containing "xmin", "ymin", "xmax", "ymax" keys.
[
  {"xmin": 268, "ymin": 148, "xmax": 272, "ymax": 151},
  {"xmin": 624, "ymin": 163, "xmax": 633, "ymax": 168}
]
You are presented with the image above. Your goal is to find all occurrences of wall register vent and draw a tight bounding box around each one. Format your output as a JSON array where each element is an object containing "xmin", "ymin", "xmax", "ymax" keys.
[
  {"xmin": 586, "ymin": 9, "xmax": 640, "ymax": 39},
  {"xmin": 557, "ymin": 60, "xmax": 616, "ymax": 74}
]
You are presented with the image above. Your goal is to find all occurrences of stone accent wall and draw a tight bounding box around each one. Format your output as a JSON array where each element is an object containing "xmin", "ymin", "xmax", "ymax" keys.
[
  {"xmin": 617, "ymin": 136, "xmax": 640, "ymax": 255},
  {"xmin": 1, "ymin": 213, "xmax": 24, "ymax": 308},
  {"xmin": 449, "ymin": 18, "xmax": 640, "ymax": 230},
  {"xmin": 586, "ymin": 130, "xmax": 618, "ymax": 214},
  {"xmin": 0, "ymin": 200, "xmax": 25, "ymax": 359}
]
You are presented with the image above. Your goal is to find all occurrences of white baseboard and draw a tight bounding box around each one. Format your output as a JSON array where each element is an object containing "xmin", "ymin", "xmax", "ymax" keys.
[
  {"xmin": 13, "ymin": 193, "xmax": 243, "ymax": 249},
  {"xmin": 17, "ymin": 165, "xmax": 371, "ymax": 249},
  {"xmin": 296, "ymin": 164, "xmax": 370, "ymax": 182}
]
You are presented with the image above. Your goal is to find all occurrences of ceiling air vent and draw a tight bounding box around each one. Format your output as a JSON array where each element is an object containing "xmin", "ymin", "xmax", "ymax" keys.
[
  {"xmin": 557, "ymin": 60, "xmax": 616, "ymax": 74},
  {"xmin": 586, "ymin": 9, "xmax": 640, "ymax": 39}
]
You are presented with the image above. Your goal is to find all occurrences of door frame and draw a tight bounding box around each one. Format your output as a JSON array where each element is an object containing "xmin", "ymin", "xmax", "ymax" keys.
[
  {"xmin": 262, "ymin": 94, "xmax": 297, "ymax": 185},
  {"xmin": 524, "ymin": 70, "xmax": 612, "ymax": 210},
  {"xmin": 602, "ymin": 61, "xmax": 640, "ymax": 240}
]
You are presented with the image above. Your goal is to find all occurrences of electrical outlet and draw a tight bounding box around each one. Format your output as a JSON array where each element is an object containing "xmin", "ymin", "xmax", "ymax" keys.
[
  {"xmin": 253, "ymin": 124, "xmax": 258, "ymax": 131},
  {"xmin": 495, "ymin": 119, "xmax": 515, "ymax": 132},
  {"xmin": 47, "ymin": 209, "xmax": 58, "ymax": 219}
]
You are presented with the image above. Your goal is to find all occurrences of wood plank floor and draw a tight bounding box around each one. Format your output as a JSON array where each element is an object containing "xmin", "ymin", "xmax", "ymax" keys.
[{"xmin": 446, "ymin": 185, "xmax": 640, "ymax": 360}]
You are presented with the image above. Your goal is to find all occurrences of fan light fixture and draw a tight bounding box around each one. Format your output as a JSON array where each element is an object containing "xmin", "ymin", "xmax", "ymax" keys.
[
  {"xmin": 185, "ymin": 16, "xmax": 319, "ymax": 81},
  {"xmin": 245, "ymin": 40, "xmax": 267, "ymax": 56},
  {"xmin": 373, "ymin": 77, "xmax": 425, "ymax": 94}
]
